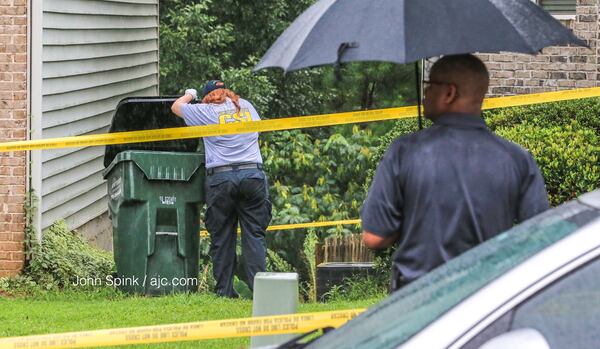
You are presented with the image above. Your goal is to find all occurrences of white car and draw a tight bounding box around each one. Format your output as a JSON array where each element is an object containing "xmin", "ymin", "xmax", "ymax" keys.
[{"xmin": 298, "ymin": 189, "xmax": 600, "ymax": 349}]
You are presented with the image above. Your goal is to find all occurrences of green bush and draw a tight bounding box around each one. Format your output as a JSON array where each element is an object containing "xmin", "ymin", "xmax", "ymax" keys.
[
  {"xmin": 266, "ymin": 249, "xmax": 293, "ymax": 272},
  {"xmin": 483, "ymin": 98, "xmax": 600, "ymax": 206},
  {"xmin": 496, "ymin": 122, "xmax": 599, "ymax": 206},
  {"xmin": 483, "ymin": 97, "xmax": 600, "ymax": 133},
  {"xmin": 24, "ymin": 220, "xmax": 115, "ymax": 289}
]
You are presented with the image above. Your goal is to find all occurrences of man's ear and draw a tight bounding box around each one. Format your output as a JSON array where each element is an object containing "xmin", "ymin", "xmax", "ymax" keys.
[{"xmin": 443, "ymin": 84, "xmax": 459, "ymax": 104}]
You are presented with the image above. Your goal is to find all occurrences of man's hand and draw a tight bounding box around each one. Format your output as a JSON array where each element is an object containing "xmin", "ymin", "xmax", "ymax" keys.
[{"xmin": 171, "ymin": 90, "xmax": 197, "ymax": 117}]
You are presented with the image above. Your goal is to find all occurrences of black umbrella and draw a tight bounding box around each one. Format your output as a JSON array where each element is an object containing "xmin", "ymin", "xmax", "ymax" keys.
[{"xmin": 254, "ymin": 0, "xmax": 587, "ymax": 127}]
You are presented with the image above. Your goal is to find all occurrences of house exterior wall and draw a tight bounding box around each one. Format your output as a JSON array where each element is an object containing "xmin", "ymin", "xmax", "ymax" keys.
[
  {"xmin": 37, "ymin": 0, "xmax": 159, "ymax": 231},
  {"xmin": 1, "ymin": 0, "xmax": 160, "ymax": 276},
  {"xmin": 0, "ymin": 0, "xmax": 27, "ymax": 277},
  {"xmin": 481, "ymin": 0, "xmax": 599, "ymax": 96}
]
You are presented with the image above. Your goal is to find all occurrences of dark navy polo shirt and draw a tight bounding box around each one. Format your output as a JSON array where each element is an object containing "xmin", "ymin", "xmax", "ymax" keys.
[{"xmin": 361, "ymin": 113, "xmax": 550, "ymax": 283}]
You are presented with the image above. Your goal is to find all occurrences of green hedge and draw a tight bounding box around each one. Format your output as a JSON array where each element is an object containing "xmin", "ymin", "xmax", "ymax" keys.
[
  {"xmin": 368, "ymin": 99, "xmax": 600, "ymax": 206},
  {"xmin": 483, "ymin": 97, "xmax": 600, "ymax": 133},
  {"xmin": 496, "ymin": 122, "xmax": 599, "ymax": 206}
]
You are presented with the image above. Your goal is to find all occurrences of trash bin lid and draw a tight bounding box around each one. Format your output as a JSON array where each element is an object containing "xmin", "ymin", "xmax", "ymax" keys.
[
  {"xmin": 103, "ymin": 96, "xmax": 199, "ymax": 168},
  {"xmin": 103, "ymin": 150, "xmax": 204, "ymax": 181}
]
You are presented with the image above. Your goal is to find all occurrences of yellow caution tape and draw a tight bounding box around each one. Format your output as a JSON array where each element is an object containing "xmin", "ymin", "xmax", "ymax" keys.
[
  {"xmin": 266, "ymin": 219, "xmax": 361, "ymax": 231},
  {"xmin": 0, "ymin": 106, "xmax": 415, "ymax": 152},
  {"xmin": 481, "ymin": 86, "xmax": 600, "ymax": 109},
  {"xmin": 200, "ymin": 219, "xmax": 362, "ymax": 237},
  {"xmin": 0, "ymin": 309, "xmax": 365, "ymax": 349},
  {"xmin": 1, "ymin": 86, "xmax": 600, "ymax": 152}
]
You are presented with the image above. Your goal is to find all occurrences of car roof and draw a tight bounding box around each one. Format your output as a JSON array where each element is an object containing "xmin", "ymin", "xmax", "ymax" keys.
[{"xmin": 306, "ymin": 190, "xmax": 600, "ymax": 349}]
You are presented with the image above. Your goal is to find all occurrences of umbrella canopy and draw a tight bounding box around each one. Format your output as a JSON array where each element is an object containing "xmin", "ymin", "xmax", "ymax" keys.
[{"xmin": 254, "ymin": 0, "xmax": 587, "ymax": 73}]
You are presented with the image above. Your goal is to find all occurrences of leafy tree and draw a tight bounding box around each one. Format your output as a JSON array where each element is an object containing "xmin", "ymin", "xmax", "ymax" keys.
[
  {"xmin": 323, "ymin": 62, "xmax": 418, "ymax": 111},
  {"xmin": 159, "ymin": 0, "xmax": 417, "ymax": 119},
  {"xmin": 207, "ymin": 0, "xmax": 316, "ymax": 67},
  {"xmin": 159, "ymin": 0, "xmax": 234, "ymax": 94}
]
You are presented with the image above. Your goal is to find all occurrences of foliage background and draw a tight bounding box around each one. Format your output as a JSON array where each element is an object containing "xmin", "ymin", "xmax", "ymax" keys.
[
  {"xmin": 159, "ymin": 0, "xmax": 599, "ymax": 295},
  {"xmin": 159, "ymin": 0, "xmax": 419, "ymax": 297}
]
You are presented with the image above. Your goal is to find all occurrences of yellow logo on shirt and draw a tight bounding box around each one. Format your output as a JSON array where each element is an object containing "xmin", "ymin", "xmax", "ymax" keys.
[{"xmin": 219, "ymin": 109, "xmax": 252, "ymax": 124}]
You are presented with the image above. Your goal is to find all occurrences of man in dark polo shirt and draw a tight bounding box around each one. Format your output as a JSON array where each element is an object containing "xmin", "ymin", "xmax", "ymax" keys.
[{"xmin": 361, "ymin": 54, "xmax": 550, "ymax": 291}]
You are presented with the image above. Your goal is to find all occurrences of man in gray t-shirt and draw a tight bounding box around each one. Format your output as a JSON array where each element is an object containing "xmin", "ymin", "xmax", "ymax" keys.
[
  {"xmin": 172, "ymin": 80, "xmax": 272, "ymax": 298},
  {"xmin": 361, "ymin": 55, "xmax": 549, "ymax": 291}
]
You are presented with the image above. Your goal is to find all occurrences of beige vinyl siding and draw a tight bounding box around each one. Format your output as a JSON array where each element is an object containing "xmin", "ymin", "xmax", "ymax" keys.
[{"xmin": 40, "ymin": 0, "xmax": 159, "ymax": 230}]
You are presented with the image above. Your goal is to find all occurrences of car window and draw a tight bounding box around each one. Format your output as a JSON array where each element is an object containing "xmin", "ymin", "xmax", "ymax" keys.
[
  {"xmin": 462, "ymin": 254, "xmax": 600, "ymax": 349},
  {"xmin": 511, "ymin": 256, "xmax": 600, "ymax": 348},
  {"xmin": 307, "ymin": 201, "xmax": 597, "ymax": 349}
]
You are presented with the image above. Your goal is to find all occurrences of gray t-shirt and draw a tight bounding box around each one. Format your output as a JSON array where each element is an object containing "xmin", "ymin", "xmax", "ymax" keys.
[
  {"xmin": 361, "ymin": 113, "xmax": 550, "ymax": 283},
  {"xmin": 181, "ymin": 97, "xmax": 263, "ymax": 168}
]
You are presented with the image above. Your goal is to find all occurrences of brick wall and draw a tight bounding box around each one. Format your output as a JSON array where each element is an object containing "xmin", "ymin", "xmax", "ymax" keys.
[
  {"xmin": 481, "ymin": 0, "xmax": 599, "ymax": 96},
  {"xmin": 0, "ymin": 0, "xmax": 27, "ymax": 277}
]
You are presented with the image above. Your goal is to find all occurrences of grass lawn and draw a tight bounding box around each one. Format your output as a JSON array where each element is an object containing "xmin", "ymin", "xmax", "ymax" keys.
[{"xmin": 0, "ymin": 288, "xmax": 384, "ymax": 349}]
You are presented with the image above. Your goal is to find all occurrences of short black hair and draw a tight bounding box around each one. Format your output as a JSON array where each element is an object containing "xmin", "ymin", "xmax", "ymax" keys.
[
  {"xmin": 431, "ymin": 54, "xmax": 489, "ymax": 80},
  {"xmin": 430, "ymin": 54, "xmax": 489, "ymax": 97}
]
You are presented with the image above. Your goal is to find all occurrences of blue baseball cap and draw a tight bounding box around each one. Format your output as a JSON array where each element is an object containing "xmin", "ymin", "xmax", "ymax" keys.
[{"xmin": 202, "ymin": 80, "xmax": 226, "ymax": 97}]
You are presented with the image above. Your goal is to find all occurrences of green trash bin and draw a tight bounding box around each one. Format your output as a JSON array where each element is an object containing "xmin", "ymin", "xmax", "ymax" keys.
[
  {"xmin": 103, "ymin": 150, "xmax": 204, "ymax": 295},
  {"xmin": 102, "ymin": 97, "xmax": 204, "ymax": 295}
]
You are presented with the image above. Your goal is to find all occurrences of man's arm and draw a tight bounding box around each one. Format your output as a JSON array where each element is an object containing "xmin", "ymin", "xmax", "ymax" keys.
[
  {"xmin": 362, "ymin": 230, "xmax": 399, "ymax": 249},
  {"xmin": 171, "ymin": 89, "xmax": 197, "ymax": 117},
  {"xmin": 360, "ymin": 142, "xmax": 404, "ymax": 249}
]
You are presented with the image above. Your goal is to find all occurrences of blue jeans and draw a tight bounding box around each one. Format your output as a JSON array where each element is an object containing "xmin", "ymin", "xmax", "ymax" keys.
[{"xmin": 205, "ymin": 168, "xmax": 272, "ymax": 298}]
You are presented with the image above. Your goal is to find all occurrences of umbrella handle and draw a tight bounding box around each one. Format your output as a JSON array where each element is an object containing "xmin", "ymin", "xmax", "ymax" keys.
[{"xmin": 415, "ymin": 61, "xmax": 423, "ymax": 130}]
